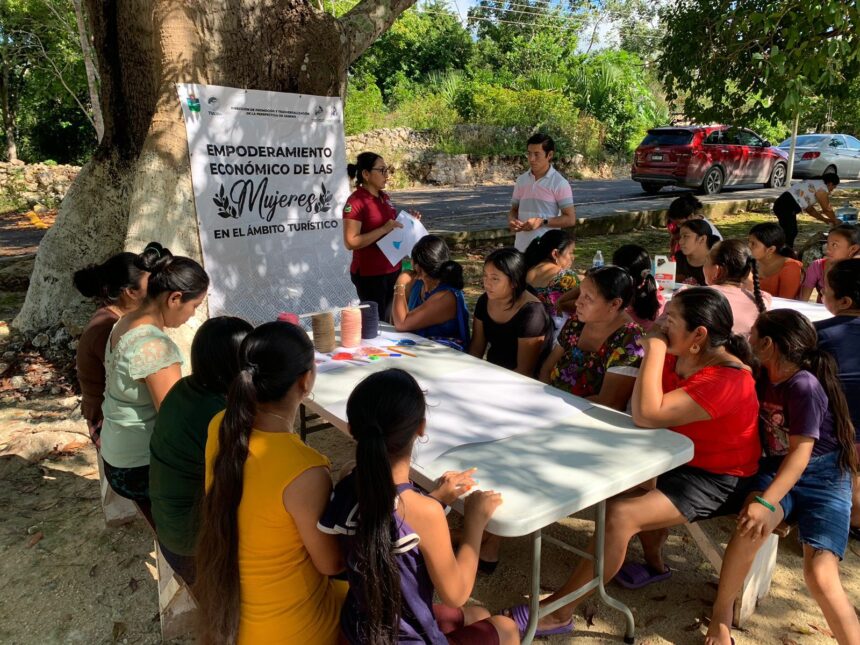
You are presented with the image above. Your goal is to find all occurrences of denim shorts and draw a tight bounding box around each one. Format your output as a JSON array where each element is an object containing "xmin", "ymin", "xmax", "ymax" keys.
[{"xmin": 753, "ymin": 450, "xmax": 852, "ymax": 559}]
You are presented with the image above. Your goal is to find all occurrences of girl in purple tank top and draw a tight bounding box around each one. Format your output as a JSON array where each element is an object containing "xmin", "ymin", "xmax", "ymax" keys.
[{"xmin": 319, "ymin": 368, "xmax": 520, "ymax": 645}]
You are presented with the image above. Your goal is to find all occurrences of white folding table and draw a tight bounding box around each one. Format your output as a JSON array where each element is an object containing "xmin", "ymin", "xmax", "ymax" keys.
[
  {"xmin": 303, "ymin": 333, "xmax": 693, "ymax": 643},
  {"xmin": 663, "ymin": 286, "xmax": 832, "ymax": 323}
]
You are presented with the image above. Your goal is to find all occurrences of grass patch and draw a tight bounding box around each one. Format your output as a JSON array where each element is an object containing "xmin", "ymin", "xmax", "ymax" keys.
[{"xmin": 452, "ymin": 209, "xmax": 836, "ymax": 308}]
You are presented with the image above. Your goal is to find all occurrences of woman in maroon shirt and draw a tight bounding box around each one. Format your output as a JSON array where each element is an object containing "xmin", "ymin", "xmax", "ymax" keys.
[
  {"xmin": 73, "ymin": 252, "xmax": 148, "ymax": 446},
  {"xmin": 342, "ymin": 152, "xmax": 406, "ymax": 321}
]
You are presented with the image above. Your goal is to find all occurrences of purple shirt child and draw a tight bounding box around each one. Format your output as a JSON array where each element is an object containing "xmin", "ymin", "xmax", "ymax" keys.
[
  {"xmin": 759, "ymin": 370, "xmax": 838, "ymax": 459},
  {"xmin": 319, "ymin": 472, "xmax": 448, "ymax": 644}
]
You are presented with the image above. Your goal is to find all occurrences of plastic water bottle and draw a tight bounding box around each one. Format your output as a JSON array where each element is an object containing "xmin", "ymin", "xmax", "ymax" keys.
[{"xmin": 592, "ymin": 250, "xmax": 604, "ymax": 268}]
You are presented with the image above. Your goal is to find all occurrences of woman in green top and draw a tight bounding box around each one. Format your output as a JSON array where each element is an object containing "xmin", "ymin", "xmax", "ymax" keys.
[
  {"xmin": 100, "ymin": 242, "xmax": 209, "ymax": 521},
  {"xmin": 149, "ymin": 316, "xmax": 252, "ymax": 582}
]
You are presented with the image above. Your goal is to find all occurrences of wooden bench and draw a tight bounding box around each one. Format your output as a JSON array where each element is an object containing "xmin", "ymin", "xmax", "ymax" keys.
[
  {"xmin": 96, "ymin": 454, "xmax": 139, "ymax": 527},
  {"xmin": 686, "ymin": 520, "xmax": 786, "ymax": 627},
  {"xmin": 97, "ymin": 454, "xmax": 198, "ymax": 640}
]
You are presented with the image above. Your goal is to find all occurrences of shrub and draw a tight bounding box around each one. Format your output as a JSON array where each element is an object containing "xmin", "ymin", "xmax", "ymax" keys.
[
  {"xmin": 344, "ymin": 75, "xmax": 386, "ymax": 135},
  {"xmin": 386, "ymin": 92, "xmax": 460, "ymax": 134}
]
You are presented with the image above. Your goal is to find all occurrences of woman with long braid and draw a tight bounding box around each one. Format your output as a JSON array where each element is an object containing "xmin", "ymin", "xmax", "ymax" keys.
[
  {"xmin": 195, "ymin": 322, "xmax": 345, "ymax": 645},
  {"xmin": 703, "ymin": 239, "xmax": 771, "ymax": 337}
]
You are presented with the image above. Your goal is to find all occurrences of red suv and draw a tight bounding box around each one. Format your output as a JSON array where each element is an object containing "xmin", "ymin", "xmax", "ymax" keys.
[{"xmin": 631, "ymin": 125, "xmax": 789, "ymax": 195}]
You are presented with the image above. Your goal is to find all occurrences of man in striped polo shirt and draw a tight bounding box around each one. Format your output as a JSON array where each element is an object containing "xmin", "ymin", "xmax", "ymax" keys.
[{"xmin": 508, "ymin": 133, "xmax": 577, "ymax": 252}]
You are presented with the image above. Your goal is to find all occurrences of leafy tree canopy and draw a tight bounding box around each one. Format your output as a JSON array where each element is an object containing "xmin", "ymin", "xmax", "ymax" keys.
[{"xmin": 658, "ymin": 0, "xmax": 859, "ymax": 122}]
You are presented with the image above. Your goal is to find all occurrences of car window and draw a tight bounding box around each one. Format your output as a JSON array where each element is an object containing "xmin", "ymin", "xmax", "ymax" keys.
[
  {"xmin": 723, "ymin": 129, "xmax": 743, "ymax": 145},
  {"xmin": 736, "ymin": 130, "xmax": 764, "ymax": 146},
  {"xmin": 846, "ymin": 135, "xmax": 860, "ymax": 150},
  {"xmin": 640, "ymin": 131, "xmax": 694, "ymax": 146},
  {"xmin": 704, "ymin": 131, "xmax": 723, "ymax": 145},
  {"xmin": 829, "ymin": 136, "xmax": 847, "ymax": 149},
  {"xmin": 779, "ymin": 135, "xmax": 827, "ymax": 147}
]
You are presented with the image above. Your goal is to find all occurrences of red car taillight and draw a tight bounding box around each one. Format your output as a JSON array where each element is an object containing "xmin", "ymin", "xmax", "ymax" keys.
[{"xmin": 801, "ymin": 151, "xmax": 821, "ymax": 160}]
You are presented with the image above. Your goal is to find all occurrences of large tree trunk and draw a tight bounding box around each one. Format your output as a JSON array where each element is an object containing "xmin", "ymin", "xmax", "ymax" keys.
[
  {"xmin": 14, "ymin": 0, "xmax": 415, "ymax": 336},
  {"xmin": 72, "ymin": 0, "xmax": 104, "ymax": 142}
]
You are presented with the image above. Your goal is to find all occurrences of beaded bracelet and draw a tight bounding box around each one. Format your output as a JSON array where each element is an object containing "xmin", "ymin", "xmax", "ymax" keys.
[{"xmin": 753, "ymin": 496, "xmax": 776, "ymax": 513}]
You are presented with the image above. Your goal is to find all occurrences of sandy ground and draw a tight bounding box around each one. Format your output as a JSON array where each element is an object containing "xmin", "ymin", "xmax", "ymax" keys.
[
  {"xmin": 1, "ymin": 394, "xmax": 857, "ymax": 644},
  {"xmin": 2, "ymin": 201, "xmax": 860, "ymax": 643}
]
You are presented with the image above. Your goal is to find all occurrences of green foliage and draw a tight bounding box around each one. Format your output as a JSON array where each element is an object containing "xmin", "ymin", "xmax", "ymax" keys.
[
  {"xmin": 344, "ymin": 75, "xmax": 386, "ymax": 135},
  {"xmin": 567, "ymin": 50, "xmax": 667, "ymax": 152},
  {"xmin": 659, "ymin": 0, "xmax": 860, "ymax": 122},
  {"xmin": 351, "ymin": 2, "xmax": 473, "ymax": 99},
  {"xmin": 341, "ymin": 0, "xmax": 669, "ymax": 164},
  {"xmin": 1, "ymin": 0, "xmax": 98, "ymax": 164}
]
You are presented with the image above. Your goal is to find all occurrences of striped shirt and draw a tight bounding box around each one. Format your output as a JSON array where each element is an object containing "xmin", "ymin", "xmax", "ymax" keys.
[{"xmin": 511, "ymin": 165, "xmax": 574, "ymax": 251}]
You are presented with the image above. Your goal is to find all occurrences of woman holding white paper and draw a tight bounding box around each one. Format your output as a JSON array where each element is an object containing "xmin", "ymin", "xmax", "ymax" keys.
[{"xmin": 343, "ymin": 152, "xmax": 420, "ymax": 322}]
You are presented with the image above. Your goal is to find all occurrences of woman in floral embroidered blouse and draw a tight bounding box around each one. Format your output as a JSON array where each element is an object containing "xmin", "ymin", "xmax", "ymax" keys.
[
  {"xmin": 524, "ymin": 229, "xmax": 579, "ymax": 326},
  {"xmin": 540, "ymin": 266, "xmax": 644, "ymax": 411}
]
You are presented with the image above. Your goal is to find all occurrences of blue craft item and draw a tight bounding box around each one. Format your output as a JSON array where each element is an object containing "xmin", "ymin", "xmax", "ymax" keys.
[{"xmin": 360, "ymin": 300, "xmax": 380, "ymax": 339}]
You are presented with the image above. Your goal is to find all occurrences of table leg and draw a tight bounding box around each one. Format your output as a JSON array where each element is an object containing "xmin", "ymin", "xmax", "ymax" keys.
[
  {"xmin": 594, "ymin": 500, "xmax": 636, "ymax": 644},
  {"xmin": 521, "ymin": 529, "xmax": 542, "ymax": 645}
]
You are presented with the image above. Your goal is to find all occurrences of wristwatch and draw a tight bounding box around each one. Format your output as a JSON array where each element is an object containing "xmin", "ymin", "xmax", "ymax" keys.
[{"xmin": 542, "ymin": 218, "xmax": 549, "ymax": 226}]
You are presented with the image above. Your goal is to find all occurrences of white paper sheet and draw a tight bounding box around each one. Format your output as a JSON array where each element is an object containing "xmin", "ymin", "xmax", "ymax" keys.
[{"xmin": 376, "ymin": 211, "xmax": 430, "ymax": 266}]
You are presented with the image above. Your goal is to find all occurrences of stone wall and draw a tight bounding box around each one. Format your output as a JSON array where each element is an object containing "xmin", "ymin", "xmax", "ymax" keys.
[
  {"xmin": 0, "ymin": 161, "xmax": 79, "ymax": 207},
  {"xmin": 2, "ymin": 127, "xmax": 605, "ymax": 206},
  {"xmin": 345, "ymin": 126, "xmax": 592, "ymax": 187}
]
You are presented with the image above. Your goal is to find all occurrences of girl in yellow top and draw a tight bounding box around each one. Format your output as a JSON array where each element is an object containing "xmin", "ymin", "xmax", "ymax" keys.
[{"xmin": 195, "ymin": 322, "xmax": 345, "ymax": 645}]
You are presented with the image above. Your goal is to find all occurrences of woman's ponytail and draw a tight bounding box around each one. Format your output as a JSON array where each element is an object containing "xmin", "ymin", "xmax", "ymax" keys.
[
  {"xmin": 194, "ymin": 322, "xmax": 314, "ymax": 645},
  {"xmin": 73, "ymin": 252, "xmax": 146, "ymax": 305},
  {"xmin": 724, "ymin": 333, "xmax": 756, "ymax": 369},
  {"xmin": 195, "ymin": 368, "xmax": 257, "ymax": 644},
  {"xmin": 801, "ymin": 348, "xmax": 858, "ymax": 475},
  {"xmin": 353, "ymin": 430, "xmax": 399, "ymax": 645},
  {"xmin": 631, "ymin": 273, "xmax": 660, "ymax": 321},
  {"xmin": 612, "ymin": 244, "xmax": 660, "ymax": 321},
  {"xmin": 349, "ymin": 152, "xmax": 381, "ymax": 187},
  {"xmin": 346, "ymin": 369, "xmax": 427, "ymax": 645},
  {"xmin": 437, "ymin": 260, "xmax": 465, "ymax": 290}
]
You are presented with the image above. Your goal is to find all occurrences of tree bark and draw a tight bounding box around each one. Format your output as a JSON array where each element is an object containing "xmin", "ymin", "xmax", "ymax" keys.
[
  {"xmin": 0, "ymin": 49, "xmax": 18, "ymax": 162},
  {"xmin": 72, "ymin": 0, "xmax": 104, "ymax": 142},
  {"xmin": 14, "ymin": 0, "xmax": 416, "ymax": 335}
]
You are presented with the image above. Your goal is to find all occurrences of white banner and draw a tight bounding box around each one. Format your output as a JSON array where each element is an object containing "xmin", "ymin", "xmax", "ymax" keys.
[{"xmin": 177, "ymin": 84, "xmax": 354, "ymax": 323}]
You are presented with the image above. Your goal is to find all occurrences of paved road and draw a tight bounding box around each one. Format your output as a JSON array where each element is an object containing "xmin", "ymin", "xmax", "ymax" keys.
[{"xmin": 390, "ymin": 178, "xmax": 859, "ymax": 233}]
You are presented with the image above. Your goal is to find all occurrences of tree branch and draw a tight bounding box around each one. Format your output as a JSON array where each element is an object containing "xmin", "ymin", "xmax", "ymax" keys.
[
  {"xmin": 338, "ymin": 0, "xmax": 419, "ymax": 66},
  {"xmin": 24, "ymin": 30, "xmax": 97, "ymax": 133}
]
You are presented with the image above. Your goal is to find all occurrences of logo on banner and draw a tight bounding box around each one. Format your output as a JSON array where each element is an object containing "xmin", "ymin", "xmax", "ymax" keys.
[
  {"xmin": 187, "ymin": 94, "xmax": 201, "ymax": 112},
  {"xmin": 212, "ymin": 181, "xmax": 334, "ymax": 220}
]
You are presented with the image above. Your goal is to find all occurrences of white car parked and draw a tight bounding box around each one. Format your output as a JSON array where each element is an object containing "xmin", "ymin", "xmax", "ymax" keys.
[{"xmin": 779, "ymin": 133, "xmax": 860, "ymax": 179}]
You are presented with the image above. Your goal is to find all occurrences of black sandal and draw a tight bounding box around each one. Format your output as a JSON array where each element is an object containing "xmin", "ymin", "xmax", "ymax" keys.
[{"xmin": 478, "ymin": 558, "xmax": 499, "ymax": 574}]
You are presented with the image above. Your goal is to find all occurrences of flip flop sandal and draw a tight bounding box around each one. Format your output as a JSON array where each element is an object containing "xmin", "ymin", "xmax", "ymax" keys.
[
  {"xmin": 614, "ymin": 561, "xmax": 672, "ymax": 590},
  {"xmin": 478, "ymin": 558, "xmax": 498, "ymax": 574},
  {"xmin": 506, "ymin": 603, "xmax": 574, "ymax": 638}
]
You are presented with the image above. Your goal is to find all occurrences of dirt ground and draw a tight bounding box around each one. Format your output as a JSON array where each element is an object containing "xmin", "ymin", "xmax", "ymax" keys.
[{"xmin": 2, "ymin": 202, "xmax": 860, "ymax": 644}]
